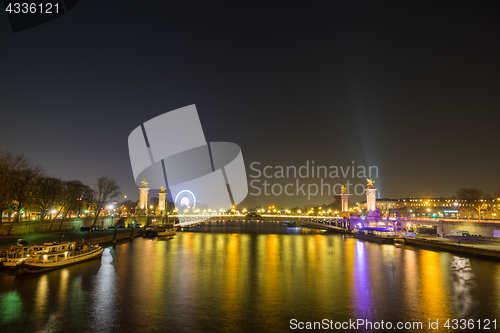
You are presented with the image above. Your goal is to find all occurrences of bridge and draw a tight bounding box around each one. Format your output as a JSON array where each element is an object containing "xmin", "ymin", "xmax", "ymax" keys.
[
  {"xmin": 165, "ymin": 214, "xmax": 500, "ymax": 237},
  {"xmin": 167, "ymin": 214, "xmax": 350, "ymax": 231}
]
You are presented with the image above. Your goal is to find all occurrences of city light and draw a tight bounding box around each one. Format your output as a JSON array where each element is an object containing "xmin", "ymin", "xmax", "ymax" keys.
[{"xmin": 0, "ymin": 3, "xmax": 497, "ymax": 332}]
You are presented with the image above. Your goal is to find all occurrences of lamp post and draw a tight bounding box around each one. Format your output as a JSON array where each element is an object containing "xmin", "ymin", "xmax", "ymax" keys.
[
  {"xmin": 77, "ymin": 197, "xmax": 82, "ymax": 218},
  {"xmin": 108, "ymin": 205, "xmax": 114, "ymax": 229}
]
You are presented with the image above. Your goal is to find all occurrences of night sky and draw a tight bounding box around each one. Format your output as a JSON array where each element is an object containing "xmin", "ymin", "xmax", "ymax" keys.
[{"xmin": 1, "ymin": 1, "xmax": 499, "ymax": 208}]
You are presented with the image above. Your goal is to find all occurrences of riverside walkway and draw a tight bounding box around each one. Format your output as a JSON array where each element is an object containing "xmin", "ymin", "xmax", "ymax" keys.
[
  {"xmin": 401, "ymin": 235, "xmax": 500, "ymax": 261},
  {"xmin": 0, "ymin": 228, "xmax": 143, "ymax": 249}
]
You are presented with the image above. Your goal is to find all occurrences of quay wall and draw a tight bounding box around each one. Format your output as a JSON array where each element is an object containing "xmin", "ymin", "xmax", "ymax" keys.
[
  {"xmin": 0, "ymin": 217, "xmax": 121, "ymax": 236},
  {"xmin": 440, "ymin": 221, "xmax": 500, "ymax": 238},
  {"xmin": 88, "ymin": 229, "xmax": 144, "ymax": 246},
  {"xmin": 400, "ymin": 219, "xmax": 500, "ymax": 238},
  {"xmin": 404, "ymin": 238, "xmax": 500, "ymax": 261}
]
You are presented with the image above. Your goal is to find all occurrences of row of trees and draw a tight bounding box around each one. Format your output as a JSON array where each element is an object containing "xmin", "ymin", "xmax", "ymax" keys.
[
  {"xmin": 0, "ymin": 151, "xmax": 121, "ymax": 227},
  {"xmin": 454, "ymin": 187, "xmax": 500, "ymax": 221}
]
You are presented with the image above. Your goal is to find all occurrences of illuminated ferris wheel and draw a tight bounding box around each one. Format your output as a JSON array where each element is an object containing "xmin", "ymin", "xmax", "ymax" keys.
[{"xmin": 175, "ymin": 190, "xmax": 196, "ymax": 208}]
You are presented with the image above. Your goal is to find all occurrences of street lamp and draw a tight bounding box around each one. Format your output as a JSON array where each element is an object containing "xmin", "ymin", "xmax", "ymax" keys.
[{"xmin": 107, "ymin": 205, "xmax": 114, "ymax": 228}]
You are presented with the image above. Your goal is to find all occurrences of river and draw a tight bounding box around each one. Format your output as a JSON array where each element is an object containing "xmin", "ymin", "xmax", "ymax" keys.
[{"xmin": 1, "ymin": 220, "xmax": 499, "ymax": 332}]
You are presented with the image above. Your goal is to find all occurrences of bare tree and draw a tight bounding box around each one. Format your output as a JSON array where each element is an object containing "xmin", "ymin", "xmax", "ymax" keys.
[
  {"xmin": 57, "ymin": 180, "xmax": 92, "ymax": 219},
  {"xmin": 78, "ymin": 184, "xmax": 94, "ymax": 218},
  {"xmin": 32, "ymin": 177, "xmax": 63, "ymax": 225},
  {"xmin": 91, "ymin": 176, "xmax": 121, "ymax": 226},
  {"xmin": 81, "ymin": 185, "xmax": 95, "ymax": 217},
  {"xmin": 454, "ymin": 187, "xmax": 485, "ymax": 221},
  {"xmin": 150, "ymin": 197, "xmax": 159, "ymax": 211},
  {"xmin": 120, "ymin": 199, "xmax": 138, "ymax": 210},
  {"xmin": 9, "ymin": 160, "xmax": 45, "ymax": 222},
  {"xmin": 0, "ymin": 151, "xmax": 32, "ymax": 222},
  {"xmin": 331, "ymin": 195, "xmax": 342, "ymax": 211},
  {"xmin": 166, "ymin": 200, "xmax": 176, "ymax": 213},
  {"xmin": 120, "ymin": 199, "xmax": 138, "ymax": 215}
]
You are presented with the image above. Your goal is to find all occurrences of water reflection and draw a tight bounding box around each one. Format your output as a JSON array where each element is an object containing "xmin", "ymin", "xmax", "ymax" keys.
[
  {"xmin": 451, "ymin": 256, "xmax": 477, "ymax": 318},
  {"xmin": 419, "ymin": 250, "xmax": 453, "ymax": 321},
  {"xmin": 89, "ymin": 248, "xmax": 118, "ymax": 332},
  {"xmin": 352, "ymin": 241, "xmax": 376, "ymax": 319},
  {"xmin": 402, "ymin": 250, "xmax": 420, "ymax": 315},
  {"xmin": 223, "ymin": 234, "xmax": 240, "ymax": 327},
  {"xmin": 34, "ymin": 274, "xmax": 49, "ymax": 321},
  {"xmin": 0, "ymin": 221, "xmax": 499, "ymax": 332},
  {"xmin": 0, "ymin": 290, "xmax": 23, "ymax": 325},
  {"xmin": 262, "ymin": 234, "xmax": 281, "ymax": 327}
]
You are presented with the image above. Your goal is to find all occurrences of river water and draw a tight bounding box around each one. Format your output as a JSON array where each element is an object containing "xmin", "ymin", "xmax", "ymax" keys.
[{"xmin": 1, "ymin": 220, "xmax": 499, "ymax": 332}]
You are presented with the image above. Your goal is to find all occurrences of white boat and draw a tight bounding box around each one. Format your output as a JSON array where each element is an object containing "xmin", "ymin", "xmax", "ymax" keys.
[
  {"xmin": 2, "ymin": 242, "xmax": 40, "ymax": 268},
  {"xmin": 157, "ymin": 226, "xmax": 177, "ymax": 236},
  {"xmin": 9, "ymin": 241, "xmax": 103, "ymax": 274}
]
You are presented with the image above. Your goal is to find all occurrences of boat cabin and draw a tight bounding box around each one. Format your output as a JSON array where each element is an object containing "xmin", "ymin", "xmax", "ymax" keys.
[
  {"xmin": 25, "ymin": 242, "xmax": 77, "ymax": 264},
  {"xmin": 355, "ymin": 227, "xmax": 395, "ymax": 236}
]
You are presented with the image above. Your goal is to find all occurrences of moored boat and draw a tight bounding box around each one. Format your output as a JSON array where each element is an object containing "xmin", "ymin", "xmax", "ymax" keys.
[
  {"xmin": 0, "ymin": 249, "xmax": 6, "ymax": 269},
  {"xmin": 157, "ymin": 226, "xmax": 177, "ymax": 236},
  {"xmin": 283, "ymin": 221, "xmax": 301, "ymax": 227},
  {"xmin": 394, "ymin": 238, "xmax": 404, "ymax": 247},
  {"xmin": 11, "ymin": 242, "xmax": 103, "ymax": 274},
  {"xmin": 353, "ymin": 227, "xmax": 395, "ymax": 244},
  {"xmin": 2, "ymin": 241, "xmax": 41, "ymax": 268},
  {"xmin": 143, "ymin": 227, "xmax": 159, "ymax": 238}
]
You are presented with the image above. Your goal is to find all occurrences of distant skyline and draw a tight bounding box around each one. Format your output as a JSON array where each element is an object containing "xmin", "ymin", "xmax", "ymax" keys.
[{"xmin": 1, "ymin": 1, "xmax": 499, "ymax": 208}]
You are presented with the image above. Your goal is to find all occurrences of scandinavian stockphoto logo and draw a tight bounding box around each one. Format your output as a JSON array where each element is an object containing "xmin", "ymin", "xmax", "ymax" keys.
[{"xmin": 128, "ymin": 105, "xmax": 248, "ymax": 223}]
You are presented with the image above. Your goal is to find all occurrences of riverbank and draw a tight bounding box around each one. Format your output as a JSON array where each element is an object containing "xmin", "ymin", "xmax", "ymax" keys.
[
  {"xmin": 400, "ymin": 236, "xmax": 500, "ymax": 261},
  {"xmin": 0, "ymin": 216, "xmax": 121, "ymax": 236},
  {"xmin": 0, "ymin": 228, "xmax": 144, "ymax": 250}
]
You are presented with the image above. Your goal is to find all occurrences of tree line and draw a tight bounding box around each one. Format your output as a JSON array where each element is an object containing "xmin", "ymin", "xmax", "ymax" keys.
[
  {"xmin": 0, "ymin": 150, "xmax": 121, "ymax": 227},
  {"xmin": 454, "ymin": 187, "xmax": 500, "ymax": 221}
]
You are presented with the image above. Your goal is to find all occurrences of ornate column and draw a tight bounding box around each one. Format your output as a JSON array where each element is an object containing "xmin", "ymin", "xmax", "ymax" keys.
[
  {"xmin": 136, "ymin": 179, "xmax": 149, "ymax": 216},
  {"xmin": 341, "ymin": 185, "xmax": 350, "ymax": 215},
  {"xmin": 365, "ymin": 179, "xmax": 377, "ymax": 213},
  {"xmin": 158, "ymin": 186, "xmax": 166, "ymax": 216}
]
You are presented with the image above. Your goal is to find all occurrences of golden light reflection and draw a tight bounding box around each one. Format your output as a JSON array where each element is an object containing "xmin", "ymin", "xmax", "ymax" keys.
[
  {"xmin": 418, "ymin": 250, "xmax": 453, "ymax": 320},
  {"xmin": 222, "ymin": 233, "xmax": 241, "ymax": 326},
  {"xmin": 172, "ymin": 233, "xmax": 197, "ymax": 320},
  {"xmin": 343, "ymin": 238, "xmax": 355, "ymax": 312},
  {"xmin": 260, "ymin": 234, "xmax": 283, "ymax": 325},
  {"xmin": 307, "ymin": 235, "xmax": 327, "ymax": 309},
  {"xmin": 35, "ymin": 274, "xmax": 49, "ymax": 322},
  {"xmin": 495, "ymin": 264, "xmax": 500, "ymax": 315},
  {"xmin": 402, "ymin": 250, "xmax": 420, "ymax": 314},
  {"xmin": 57, "ymin": 269, "xmax": 69, "ymax": 307},
  {"xmin": 150, "ymin": 239, "xmax": 167, "ymax": 319}
]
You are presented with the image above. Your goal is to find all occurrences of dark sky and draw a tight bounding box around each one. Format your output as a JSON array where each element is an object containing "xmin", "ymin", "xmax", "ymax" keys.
[{"xmin": 1, "ymin": 1, "xmax": 499, "ymax": 208}]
